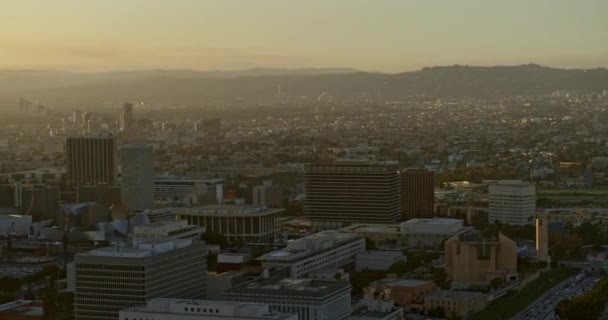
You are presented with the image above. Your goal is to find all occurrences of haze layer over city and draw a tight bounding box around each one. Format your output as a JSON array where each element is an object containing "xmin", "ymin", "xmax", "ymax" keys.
[{"xmin": 1, "ymin": 1, "xmax": 608, "ymax": 320}]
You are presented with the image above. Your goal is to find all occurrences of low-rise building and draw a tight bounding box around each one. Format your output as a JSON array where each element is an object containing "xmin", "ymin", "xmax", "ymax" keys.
[
  {"xmin": 0, "ymin": 300, "xmax": 44, "ymax": 319},
  {"xmin": 351, "ymin": 287, "xmax": 404, "ymax": 320},
  {"xmin": 400, "ymin": 218, "xmax": 470, "ymax": 249},
  {"xmin": 342, "ymin": 219, "xmax": 470, "ymax": 250},
  {"xmin": 224, "ymin": 278, "xmax": 352, "ymax": 320},
  {"xmin": 542, "ymin": 208, "xmax": 591, "ymax": 227},
  {"xmin": 309, "ymin": 268, "xmax": 350, "ymax": 282},
  {"xmin": 356, "ymin": 251, "xmax": 405, "ymax": 272},
  {"xmin": 132, "ymin": 220, "xmax": 202, "ymax": 240},
  {"xmin": 260, "ymin": 231, "xmax": 365, "ymax": 278},
  {"xmin": 424, "ymin": 290, "xmax": 486, "ymax": 319},
  {"xmin": 340, "ymin": 224, "xmax": 402, "ymax": 248},
  {"xmin": 364, "ymin": 278, "xmax": 436, "ymax": 308},
  {"xmin": 207, "ymin": 271, "xmax": 250, "ymax": 300},
  {"xmin": 120, "ymin": 298, "xmax": 297, "ymax": 320},
  {"xmin": 175, "ymin": 205, "xmax": 283, "ymax": 243}
]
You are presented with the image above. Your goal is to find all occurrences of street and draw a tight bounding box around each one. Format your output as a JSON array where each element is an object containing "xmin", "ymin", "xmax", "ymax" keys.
[{"xmin": 513, "ymin": 272, "xmax": 600, "ymax": 320}]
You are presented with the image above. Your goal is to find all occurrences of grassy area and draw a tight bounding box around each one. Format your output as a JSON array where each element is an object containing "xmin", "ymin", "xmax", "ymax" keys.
[{"xmin": 470, "ymin": 267, "xmax": 576, "ymax": 320}]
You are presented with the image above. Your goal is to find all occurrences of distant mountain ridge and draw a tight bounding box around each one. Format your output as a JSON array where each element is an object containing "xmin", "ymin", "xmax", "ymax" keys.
[{"xmin": 1, "ymin": 64, "xmax": 607, "ymax": 108}]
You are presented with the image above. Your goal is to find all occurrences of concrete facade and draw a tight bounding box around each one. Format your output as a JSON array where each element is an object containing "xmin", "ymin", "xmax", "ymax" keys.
[
  {"xmin": 120, "ymin": 144, "xmax": 154, "ymax": 212},
  {"xmin": 364, "ymin": 278, "xmax": 436, "ymax": 308},
  {"xmin": 175, "ymin": 205, "xmax": 283, "ymax": 243},
  {"xmin": 74, "ymin": 239, "xmax": 207, "ymax": 320},
  {"xmin": 400, "ymin": 218, "xmax": 470, "ymax": 249},
  {"xmin": 224, "ymin": 278, "xmax": 352, "ymax": 320},
  {"xmin": 424, "ymin": 290, "xmax": 486, "ymax": 318},
  {"xmin": 304, "ymin": 163, "xmax": 402, "ymax": 228},
  {"xmin": 132, "ymin": 220, "xmax": 202, "ymax": 241},
  {"xmin": 444, "ymin": 231, "xmax": 518, "ymax": 287},
  {"xmin": 535, "ymin": 213, "xmax": 550, "ymax": 263},
  {"xmin": 66, "ymin": 135, "xmax": 117, "ymax": 188},
  {"xmin": 355, "ymin": 250, "xmax": 406, "ymax": 272},
  {"xmin": 488, "ymin": 180, "xmax": 536, "ymax": 225},
  {"xmin": 120, "ymin": 298, "xmax": 297, "ymax": 320},
  {"xmin": 260, "ymin": 231, "xmax": 365, "ymax": 278},
  {"xmin": 401, "ymin": 168, "xmax": 435, "ymax": 219},
  {"xmin": 252, "ymin": 181, "xmax": 283, "ymax": 208}
]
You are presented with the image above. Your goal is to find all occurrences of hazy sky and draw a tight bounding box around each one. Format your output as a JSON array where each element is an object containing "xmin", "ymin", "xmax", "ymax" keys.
[{"xmin": 1, "ymin": 0, "xmax": 607, "ymax": 72}]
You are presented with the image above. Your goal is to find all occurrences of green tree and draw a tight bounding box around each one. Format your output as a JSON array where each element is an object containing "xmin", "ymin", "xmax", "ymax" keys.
[
  {"xmin": 0, "ymin": 277, "xmax": 21, "ymax": 293},
  {"xmin": 575, "ymin": 222, "xmax": 605, "ymax": 245},
  {"xmin": 490, "ymin": 277, "xmax": 505, "ymax": 289},
  {"xmin": 431, "ymin": 267, "xmax": 451, "ymax": 289},
  {"xmin": 202, "ymin": 232, "xmax": 228, "ymax": 248},
  {"xmin": 365, "ymin": 237, "xmax": 377, "ymax": 250},
  {"xmin": 427, "ymin": 307, "xmax": 446, "ymax": 318},
  {"xmin": 23, "ymin": 288, "xmax": 36, "ymax": 300}
]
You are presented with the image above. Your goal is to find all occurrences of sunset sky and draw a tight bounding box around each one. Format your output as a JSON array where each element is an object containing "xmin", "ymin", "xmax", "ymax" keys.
[{"xmin": 1, "ymin": 0, "xmax": 607, "ymax": 72}]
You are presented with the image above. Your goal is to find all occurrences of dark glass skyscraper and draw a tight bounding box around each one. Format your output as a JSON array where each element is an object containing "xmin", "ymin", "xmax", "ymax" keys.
[
  {"xmin": 66, "ymin": 135, "xmax": 116, "ymax": 189},
  {"xmin": 304, "ymin": 163, "xmax": 401, "ymax": 228},
  {"xmin": 401, "ymin": 168, "xmax": 435, "ymax": 218}
]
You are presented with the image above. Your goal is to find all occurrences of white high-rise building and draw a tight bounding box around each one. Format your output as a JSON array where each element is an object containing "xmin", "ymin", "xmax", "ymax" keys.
[
  {"xmin": 488, "ymin": 180, "xmax": 536, "ymax": 225},
  {"xmin": 121, "ymin": 144, "xmax": 154, "ymax": 211}
]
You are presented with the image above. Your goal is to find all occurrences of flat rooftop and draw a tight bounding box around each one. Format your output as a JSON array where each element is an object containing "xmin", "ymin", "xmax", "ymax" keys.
[
  {"xmin": 77, "ymin": 239, "xmax": 194, "ymax": 258},
  {"xmin": 226, "ymin": 279, "xmax": 350, "ymax": 298},
  {"xmin": 260, "ymin": 231, "xmax": 360, "ymax": 262},
  {"xmin": 122, "ymin": 298, "xmax": 294, "ymax": 320},
  {"xmin": 174, "ymin": 205, "xmax": 283, "ymax": 217},
  {"xmin": 389, "ymin": 279, "xmax": 433, "ymax": 288},
  {"xmin": 154, "ymin": 177, "xmax": 223, "ymax": 183},
  {"xmin": 403, "ymin": 218, "xmax": 463, "ymax": 225},
  {"xmin": 427, "ymin": 290, "xmax": 483, "ymax": 299},
  {"xmin": 342, "ymin": 224, "xmax": 400, "ymax": 233}
]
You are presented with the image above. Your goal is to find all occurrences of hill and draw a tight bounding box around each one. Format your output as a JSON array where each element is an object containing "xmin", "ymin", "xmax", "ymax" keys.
[{"xmin": 1, "ymin": 65, "xmax": 607, "ymax": 109}]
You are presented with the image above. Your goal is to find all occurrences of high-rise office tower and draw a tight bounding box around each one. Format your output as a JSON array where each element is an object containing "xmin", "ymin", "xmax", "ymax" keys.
[
  {"xmin": 73, "ymin": 239, "xmax": 207, "ymax": 320},
  {"xmin": 66, "ymin": 134, "xmax": 117, "ymax": 189},
  {"xmin": 120, "ymin": 102, "xmax": 135, "ymax": 131},
  {"xmin": 488, "ymin": 180, "xmax": 536, "ymax": 225},
  {"xmin": 120, "ymin": 144, "xmax": 154, "ymax": 211},
  {"xmin": 401, "ymin": 168, "xmax": 435, "ymax": 219},
  {"xmin": 72, "ymin": 109, "xmax": 82, "ymax": 125},
  {"xmin": 304, "ymin": 163, "xmax": 401, "ymax": 228}
]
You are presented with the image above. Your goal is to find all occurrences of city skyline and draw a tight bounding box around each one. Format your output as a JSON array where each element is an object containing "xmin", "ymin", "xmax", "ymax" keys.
[{"xmin": 1, "ymin": 0, "xmax": 607, "ymax": 72}]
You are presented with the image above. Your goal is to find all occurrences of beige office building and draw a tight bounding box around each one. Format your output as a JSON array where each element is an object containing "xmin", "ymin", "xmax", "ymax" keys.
[{"xmin": 444, "ymin": 230, "xmax": 517, "ymax": 287}]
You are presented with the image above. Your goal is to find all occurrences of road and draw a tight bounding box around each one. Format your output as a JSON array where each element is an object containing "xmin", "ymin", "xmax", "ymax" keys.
[{"xmin": 513, "ymin": 272, "xmax": 599, "ymax": 320}]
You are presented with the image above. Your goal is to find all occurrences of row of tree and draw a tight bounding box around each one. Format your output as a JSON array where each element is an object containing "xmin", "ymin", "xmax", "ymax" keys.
[{"xmin": 556, "ymin": 275, "xmax": 608, "ymax": 319}]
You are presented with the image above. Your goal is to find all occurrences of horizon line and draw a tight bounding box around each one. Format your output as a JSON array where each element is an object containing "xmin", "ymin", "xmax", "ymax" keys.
[{"xmin": 1, "ymin": 63, "xmax": 607, "ymax": 75}]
